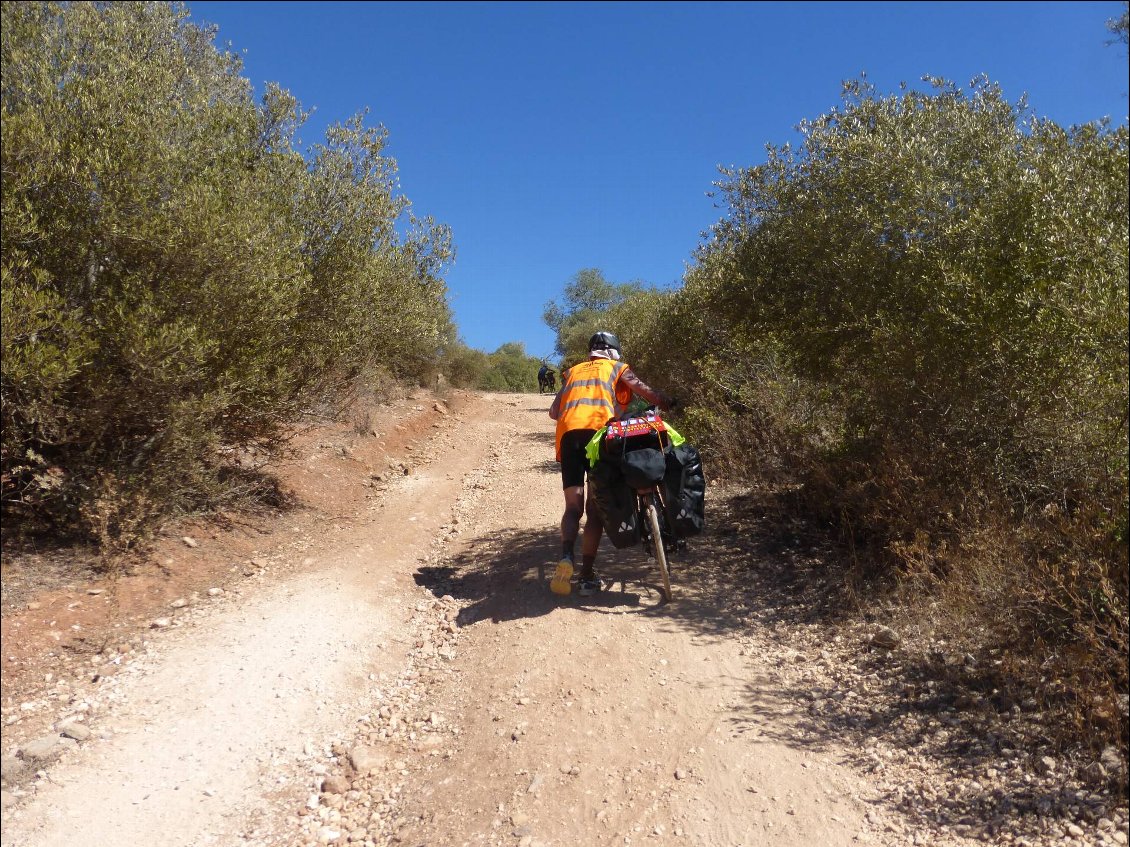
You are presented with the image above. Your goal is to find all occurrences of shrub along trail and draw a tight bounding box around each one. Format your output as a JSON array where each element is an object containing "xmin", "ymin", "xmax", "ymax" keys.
[{"xmin": 1, "ymin": 392, "xmax": 1124, "ymax": 847}]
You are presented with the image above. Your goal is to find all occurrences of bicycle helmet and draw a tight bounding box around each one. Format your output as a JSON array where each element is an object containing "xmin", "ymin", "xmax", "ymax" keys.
[{"xmin": 588, "ymin": 331, "xmax": 622, "ymax": 354}]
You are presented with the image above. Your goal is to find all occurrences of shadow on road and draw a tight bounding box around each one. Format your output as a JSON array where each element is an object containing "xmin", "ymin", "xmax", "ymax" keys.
[
  {"xmin": 413, "ymin": 524, "xmax": 675, "ymax": 629},
  {"xmin": 412, "ymin": 485, "xmax": 1098, "ymax": 839},
  {"xmin": 519, "ymin": 430, "xmax": 555, "ymax": 445}
]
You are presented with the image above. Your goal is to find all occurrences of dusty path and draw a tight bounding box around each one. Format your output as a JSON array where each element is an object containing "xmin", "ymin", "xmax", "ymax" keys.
[
  {"xmin": 0, "ymin": 391, "xmax": 938, "ymax": 847},
  {"xmin": 383, "ymin": 395, "xmax": 887, "ymax": 847}
]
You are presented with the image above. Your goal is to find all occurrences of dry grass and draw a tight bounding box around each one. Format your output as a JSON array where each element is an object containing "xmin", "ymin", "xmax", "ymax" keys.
[{"xmin": 706, "ymin": 432, "xmax": 1129, "ymax": 754}]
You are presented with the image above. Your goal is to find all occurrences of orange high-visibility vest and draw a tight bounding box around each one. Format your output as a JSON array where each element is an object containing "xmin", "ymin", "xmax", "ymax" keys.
[{"xmin": 554, "ymin": 358, "xmax": 632, "ymax": 460}]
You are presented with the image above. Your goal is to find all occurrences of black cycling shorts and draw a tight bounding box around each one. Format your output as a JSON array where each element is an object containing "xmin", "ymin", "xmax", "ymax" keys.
[{"xmin": 559, "ymin": 428, "xmax": 597, "ymax": 489}]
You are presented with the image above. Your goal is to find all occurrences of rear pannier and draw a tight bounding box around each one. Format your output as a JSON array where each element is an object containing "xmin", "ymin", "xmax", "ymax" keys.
[{"xmin": 663, "ymin": 445, "xmax": 705, "ymax": 537}]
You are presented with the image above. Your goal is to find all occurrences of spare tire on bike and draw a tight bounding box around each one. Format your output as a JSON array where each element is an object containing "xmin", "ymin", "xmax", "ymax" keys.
[
  {"xmin": 589, "ymin": 460, "xmax": 641, "ymax": 549},
  {"xmin": 663, "ymin": 444, "xmax": 706, "ymax": 537}
]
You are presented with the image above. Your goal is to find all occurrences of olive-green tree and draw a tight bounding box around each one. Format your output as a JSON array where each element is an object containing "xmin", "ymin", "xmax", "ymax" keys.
[
  {"xmin": 1107, "ymin": 1, "xmax": 1128, "ymax": 48},
  {"xmin": 678, "ymin": 75, "xmax": 1128, "ymax": 742},
  {"xmin": 478, "ymin": 342, "xmax": 544, "ymax": 392},
  {"xmin": 1, "ymin": 1, "xmax": 454, "ymax": 545},
  {"xmin": 702, "ymin": 76, "xmax": 1128, "ymax": 520},
  {"xmin": 542, "ymin": 268, "xmax": 649, "ymax": 366}
]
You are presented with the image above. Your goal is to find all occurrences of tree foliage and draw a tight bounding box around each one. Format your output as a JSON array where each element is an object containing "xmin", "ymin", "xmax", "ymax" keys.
[
  {"xmin": 557, "ymin": 76, "xmax": 1128, "ymax": 743},
  {"xmin": 1108, "ymin": 1, "xmax": 1128, "ymax": 49},
  {"xmin": 701, "ymin": 76, "xmax": 1127, "ymax": 517},
  {"xmin": 1, "ymin": 1, "xmax": 454, "ymax": 544},
  {"xmin": 439, "ymin": 339, "xmax": 544, "ymax": 393},
  {"xmin": 542, "ymin": 268, "xmax": 649, "ymax": 366}
]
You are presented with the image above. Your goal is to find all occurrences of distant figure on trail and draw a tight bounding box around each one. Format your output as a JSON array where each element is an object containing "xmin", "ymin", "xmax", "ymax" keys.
[
  {"xmin": 547, "ymin": 331, "xmax": 671, "ymax": 596},
  {"xmin": 538, "ymin": 364, "xmax": 556, "ymax": 394}
]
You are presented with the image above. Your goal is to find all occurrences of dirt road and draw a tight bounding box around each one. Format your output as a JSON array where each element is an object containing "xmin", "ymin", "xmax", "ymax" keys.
[{"xmin": 1, "ymin": 391, "xmax": 903, "ymax": 846}]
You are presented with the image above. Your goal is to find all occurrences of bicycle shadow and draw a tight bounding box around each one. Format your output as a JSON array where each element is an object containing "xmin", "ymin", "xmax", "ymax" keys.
[
  {"xmin": 411, "ymin": 485, "xmax": 1096, "ymax": 840},
  {"xmin": 413, "ymin": 523, "xmax": 675, "ymax": 628}
]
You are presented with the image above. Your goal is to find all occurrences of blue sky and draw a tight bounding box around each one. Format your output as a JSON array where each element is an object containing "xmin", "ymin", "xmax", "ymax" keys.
[{"xmin": 185, "ymin": 1, "xmax": 1127, "ymax": 358}]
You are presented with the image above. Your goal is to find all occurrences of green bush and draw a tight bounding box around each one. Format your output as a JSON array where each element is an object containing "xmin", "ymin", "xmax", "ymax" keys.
[
  {"xmin": 1, "ymin": 2, "xmax": 454, "ymax": 545},
  {"xmin": 548, "ymin": 77, "xmax": 1128, "ymax": 744},
  {"xmin": 702, "ymin": 77, "xmax": 1127, "ymax": 556},
  {"xmin": 543, "ymin": 268, "xmax": 651, "ymax": 367}
]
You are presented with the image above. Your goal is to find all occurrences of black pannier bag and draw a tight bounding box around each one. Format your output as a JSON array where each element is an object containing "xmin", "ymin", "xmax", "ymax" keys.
[
  {"xmin": 589, "ymin": 459, "xmax": 641, "ymax": 548},
  {"xmin": 599, "ymin": 424, "xmax": 664, "ymax": 463},
  {"xmin": 618, "ymin": 447, "xmax": 668, "ymax": 488},
  {"xmin": 599, "ymin": 414, "xmax": 671, "ymax": 488},
  {"xmin": 663, "ymin": 445, "xmax": 706, "ymax": 537}
]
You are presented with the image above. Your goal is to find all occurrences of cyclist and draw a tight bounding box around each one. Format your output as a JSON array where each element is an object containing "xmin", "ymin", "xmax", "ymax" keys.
[
  {"xmin": 537, "ymin": 363, "xmax": 556, "ymax": 394},
  {"xmin": 548, "ymin": 331, "xmax": 672, "ymax": 596}
]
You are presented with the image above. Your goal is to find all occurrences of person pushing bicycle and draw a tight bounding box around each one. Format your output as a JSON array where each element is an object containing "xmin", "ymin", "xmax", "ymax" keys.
[{"xmin": 548, "ymin": 331, "xmax": 672, "ymax": 596}]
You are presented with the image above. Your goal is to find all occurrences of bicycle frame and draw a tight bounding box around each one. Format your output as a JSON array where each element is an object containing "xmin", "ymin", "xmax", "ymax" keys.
[{"xmin": 635, "ymin": 484, "xmax": 673, "ymax": 601}]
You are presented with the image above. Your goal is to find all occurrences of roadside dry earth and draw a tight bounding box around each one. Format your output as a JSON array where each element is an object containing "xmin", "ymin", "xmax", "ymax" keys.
[{"xmin": 2, "ymin": 390, "xmax": 1126, "ymax": 847}]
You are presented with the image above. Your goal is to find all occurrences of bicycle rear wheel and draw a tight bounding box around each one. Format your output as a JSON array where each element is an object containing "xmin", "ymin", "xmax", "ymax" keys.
[{"xmin": 644, "ymin": 497, "xmax": 673, "ymax": 602}]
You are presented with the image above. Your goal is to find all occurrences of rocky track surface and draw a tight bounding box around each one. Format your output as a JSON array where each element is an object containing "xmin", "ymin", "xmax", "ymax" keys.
[{"xmin": 2, "ymin": 391, "xmax": 1126, "ymax": 847}]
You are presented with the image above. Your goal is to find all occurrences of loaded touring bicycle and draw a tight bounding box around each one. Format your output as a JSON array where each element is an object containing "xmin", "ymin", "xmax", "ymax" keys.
[{"xmin": 586, "ymin": 406, "xmax": 706, "ymax": 601}]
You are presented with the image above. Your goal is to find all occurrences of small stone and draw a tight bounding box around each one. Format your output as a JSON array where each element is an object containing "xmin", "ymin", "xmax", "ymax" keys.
[
  {"xmin": 20, "ymin": 735, "xmax": 62, "ymax": 762},
  {"xmin": 870, "ymin": 626, "xmax": 900, "ymax": 650},
  {"xmin": 1100, "ymin": 746, "xmax": 1122, "ymax": 772},
  {"xmin": 58, "ymin": 722, "xmax": 91, "ymax": 741},
  {"xmin": 1082, "ymin": 761, "xmax": 1108, "ymax": 785},
  {"xmin": 150, "ymin": 618, "xmax": 172, "ymax": 629},
  {"xmin": 1037, "ymin": 756, "xmax": 1056, "ymax": 775},
  {"xmin": 86, "ymin": 589, "xmax": 104, "ymax": 596},
  {"xmin": 321, "ymin": 775, "xmax": 350, "ymax": 795},
  {"xmin": 207, "ymin": 588, "xmax": 223, "ymax": 597},
  {"xmin": 1067, "ymin": 824, "xmax": 1084, "ymax": 837},
  {"xmin": 674, "ymin": 769, "xmax": 688, "ymax": 780},
  {"xmin": 1, "ymin": 754, "xmax": 27, "ymax": 780},
  {"xmin": 169, "ymin": 598, "xmax": 188, "ymax": 609},
  {"xmin": 349, "ymin": 746, "xmax": 384, "ymax": 774},
  {"xmin": 181, "ymin": 536, "xmax": 198, "ymax": 548},
  {"xmin": 510, "ymin": 811, "xmax": 530, "ymax": 827}
]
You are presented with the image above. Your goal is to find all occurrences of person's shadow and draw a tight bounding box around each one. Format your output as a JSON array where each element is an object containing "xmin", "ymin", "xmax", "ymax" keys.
[{"xmin": 412, "ymin": 523, "xmax": 675, "ymax": 628}]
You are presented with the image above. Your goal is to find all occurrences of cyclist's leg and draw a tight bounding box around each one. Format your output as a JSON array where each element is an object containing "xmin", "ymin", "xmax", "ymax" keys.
[
  {"xmin": 579, "ymin": 485, "xmax": 604, "ymax": 581},
  {"xmin": 551, "ymin": 485, "xmax": 583, "ymax": 595},
  {"xmin": 553, "ymin": 431, "xmax": 593, "ymax": 595},
  {"xmin": 560, "ymin": 485, "xmax": 585, "ymax": 553},
  {"xmin": 558, "ymin": 430, "xmax": 595, "ymax": 556}
]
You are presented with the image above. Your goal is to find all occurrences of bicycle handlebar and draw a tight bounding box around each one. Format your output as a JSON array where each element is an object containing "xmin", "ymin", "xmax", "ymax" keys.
[{"xmin": 614, "ymin": 399, "xmax": 679, "ymax": 423}]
